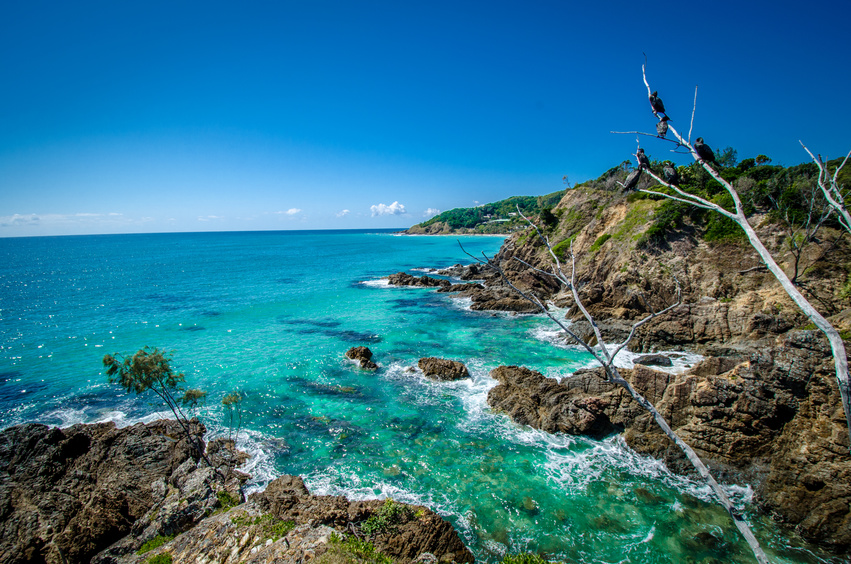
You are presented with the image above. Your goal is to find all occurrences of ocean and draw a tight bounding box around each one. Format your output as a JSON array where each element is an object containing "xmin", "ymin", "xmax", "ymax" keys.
[{"xmin": 0, "ymin": 230, "xmax": 838, "ymax": 563}]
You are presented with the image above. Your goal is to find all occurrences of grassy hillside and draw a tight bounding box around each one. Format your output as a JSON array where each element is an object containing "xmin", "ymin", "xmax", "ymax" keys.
[{"xmin": 406, "ymin": 189, "xmax": 566, "ymax": 234}]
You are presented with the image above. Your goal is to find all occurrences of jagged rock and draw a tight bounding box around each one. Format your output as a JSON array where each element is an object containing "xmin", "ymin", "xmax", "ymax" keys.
[
  {"xmin": 346, "ymin": 346, "xmax": 378, "ymax": 370},
  {"xmin": 119, "ymin": 475, "xmax": 474, "ymax": 564},
  {"xmin": 1, "ymin": 420, "xmax": 474, "ymax": 564},
  {"xmin": 387, "ymin": 272, "xmax": 451, "ymax": 288},
  {"xmin": 486, "ymin": 331, "xmax": 851, "ymax": 551},
  {"xmin": 418, "ymin": 358, "xmax": 470, "ymax": 381},
  {"xmin": 634, "ymin": 354, "xmax": 673, "ymax": 367},
  {"xmin": 0, "ymin": 418, "xmax": 218, "ymax": 564},
  {"xmin": 487, "ymin": 365, "xmax": 625, "ymax": 439}
]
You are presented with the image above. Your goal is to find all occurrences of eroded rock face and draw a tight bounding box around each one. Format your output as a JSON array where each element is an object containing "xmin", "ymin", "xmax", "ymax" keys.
[
  {"xmin": 486, "ymin": 331, "xmax": 851, "ymax": 551},
  {"xmin": 0, "ymin": 418, "xmax": 212, "ymax": 564},
  {"xmin": 0, "ymin": 420, "xmax": 474, "ymax": 564},
  {"xmin": 418, "ymin": 358, "xmax": 470, "ymax": 381}
]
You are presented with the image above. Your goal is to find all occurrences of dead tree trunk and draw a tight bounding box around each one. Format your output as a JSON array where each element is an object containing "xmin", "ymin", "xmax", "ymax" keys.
[
  {"xmin": 634, "ymin": 64, "xmax": 851, "ymax": 454},
  {"xmin": 461, "ymin": 211, "xmax": 770, "ymax": 564}
]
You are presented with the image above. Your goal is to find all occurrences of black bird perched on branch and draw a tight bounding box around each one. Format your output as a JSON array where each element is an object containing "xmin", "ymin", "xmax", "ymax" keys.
[
  {"xmin": 622, "ymin": 169, "xmax": 642, "ymax": 191},
  {"xmin": 656, "ymin": 116, "xmax": 669, "ymax": 138},
  {"xmin": 662, "ymin": 162, "xmax": 679, "ymax": 185},
  {"xmin": 637, "ymin": 148, "xmax": 650, "ymax": 170},
  {"xmin": 649, "ymin": 91, "xmax": 668, "ymax": 118},
  {"xmin": 694, "ymin": 137, "xmax": 716, "ymax": 163}
]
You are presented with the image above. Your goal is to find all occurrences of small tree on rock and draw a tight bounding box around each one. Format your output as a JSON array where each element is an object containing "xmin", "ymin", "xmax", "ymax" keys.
[{"xmin": 104, "ymin": 346, "xmax": 213, "ymax": 468}]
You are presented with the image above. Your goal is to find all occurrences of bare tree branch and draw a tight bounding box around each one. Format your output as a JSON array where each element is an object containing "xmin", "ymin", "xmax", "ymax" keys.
[
  {"xmin": 462, "ymin": 212, "xmax": 767, "ymax": 563},
  {"xmin": 688, "ymin": 85, "xmax": 698, "ymax": 144},
  {"xmin": 640, "ymin": 64, "xmax": 851, "ymax": 463},
  {"xmin": 800, "ymin": 141, "xmax": 851, "ymax": 233}
]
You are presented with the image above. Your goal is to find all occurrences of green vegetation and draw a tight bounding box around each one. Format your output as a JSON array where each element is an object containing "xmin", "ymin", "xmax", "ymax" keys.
[
  {"xmin": 361, "ymin": 499, "xmax": 413, "ymax": 536},
  {"xmin": 216, "ymin": 490, "xmax": 240, "ymax": 512},
  {"xmin": 137, "ymin": 534, "xmax": 175, "ymax": 555},
  {"xmin": 318, "ymin": 533, "xmax": 394, "ymax": 564},
  {"xmin": 551, "ymin": 237, "xmax": 574, "ymax": 260},
  {"xmin": 103, "ymin": 347, "xmax": 211, "ymax": 465},
  {"xmin": 414, "ymin": 190, "xmax": 567, "ymax": 232},
  {"xmin": 231, "ymin": 512, "xmax": 295, "ymax": 541},
  {"xmin": 631, "ymin": 154, "xmax": 848, "ymax": 249},
  {"xmin": 588, "ymin": 233, "xmax": 612, "ymax": 252},
  {"xmin": 144, "ymin": 554, "xmax": 173, "ymax": 564}
]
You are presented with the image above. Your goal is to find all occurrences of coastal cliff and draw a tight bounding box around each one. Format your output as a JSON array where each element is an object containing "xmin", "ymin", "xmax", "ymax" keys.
[
  {"xmin": 0, "ymin": 420, "xmax": 473, "ymax": 564},
  {"xmin": 396, "ymin": 178, "xmax": 851, "ymax": 551}
]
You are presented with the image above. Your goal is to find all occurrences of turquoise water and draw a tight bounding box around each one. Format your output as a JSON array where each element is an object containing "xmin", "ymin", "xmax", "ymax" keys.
[{"xmin": 0, "ymin": 230, "xmax": 838, "ymax": 563}]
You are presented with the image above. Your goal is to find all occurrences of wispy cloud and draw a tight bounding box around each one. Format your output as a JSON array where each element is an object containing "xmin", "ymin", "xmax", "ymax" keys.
[
  {"xmin": 423, "ymin": 208, "xmax": 440, "ymax": 218},
  {"xmin": 0, "ymin": 213, "xmax": 41, "ymax": 227},
  {"xmin": 370, "ymin": 201, "xmax": 406, "ymax": 217},
  {"xmin": 336, "ymin": 209, "xmax": 350, "ymax": 217},
  {"xmin": 197, "ymin": 215, "xmax": 223, "ymax": 222},
  {"xmin": 274, "ymin": 208, "xmax": 302, "ymax": 216}
]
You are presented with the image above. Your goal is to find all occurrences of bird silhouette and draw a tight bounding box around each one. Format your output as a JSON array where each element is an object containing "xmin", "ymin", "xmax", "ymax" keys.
[
  {"xmin": 656, "ymin": 116, "xmax": 669, "ymax": 138},
  {"xmin": 637, "ymin": 148, "xmax": 650, "ymax": 170},
  {"xmin": 623, "ymin": 169, "xmax": 642, "ymax": 191},
  {"xmin": 662, "ymin": 162, "xmax": 679, "ymax": 185},
  {"xmin": 649, "ymin": 91, "xmax": 668, "ymax": 118},
  {"xmin": 695, "ymin": 138, "xmax": 716, "ymax": 163}
]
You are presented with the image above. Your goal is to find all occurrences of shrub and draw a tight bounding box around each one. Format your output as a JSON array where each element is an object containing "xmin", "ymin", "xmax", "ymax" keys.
[
  {"xmin": 137, "ymin": 535, "xmax": 175, "ymax": 555},
  {"xmin": 588, "ymin": 234, "xmax": 611, "ymax": 252},
  {"xmin": 361, "ymin": 499, "xmax": 413, "ymax": 536}
]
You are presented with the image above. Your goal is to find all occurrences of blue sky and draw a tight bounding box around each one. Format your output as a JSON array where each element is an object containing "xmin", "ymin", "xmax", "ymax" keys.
[{"xmin": 2, "ymin": 1, "xmax": 849, "ymax": 237}]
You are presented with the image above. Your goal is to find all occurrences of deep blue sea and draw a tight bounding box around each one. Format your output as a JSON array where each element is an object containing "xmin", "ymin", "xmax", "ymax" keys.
[{"xmin": 0, "ymin": 230, "xmax": 838, "ymax": 563}]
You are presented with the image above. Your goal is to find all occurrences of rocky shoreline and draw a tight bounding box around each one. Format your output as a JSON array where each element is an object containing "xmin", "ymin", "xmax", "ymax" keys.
[
  {"xmin": 385, "ymin": 202, "xmax": 851, "ymax": 553},
  {"xmin": 0, "ymin": 419, "xmax": 473, "ymax": 564}
]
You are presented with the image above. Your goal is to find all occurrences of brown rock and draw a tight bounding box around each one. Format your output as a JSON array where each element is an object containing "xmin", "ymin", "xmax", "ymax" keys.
[
  {"xmin": 0, "ymin": 419, "xmax": 212, "ymax": 564},
  {"xmin": 418, "ymin": 358, "xmax": 470, "ymax": 381},
  {"xmin": 346, "ymin": 346, "xmax": 379, "ymax": 370}
]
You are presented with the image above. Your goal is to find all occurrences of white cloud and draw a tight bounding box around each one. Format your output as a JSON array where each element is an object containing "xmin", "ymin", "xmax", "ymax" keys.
[
  {"xmin": 423, "ymin": 208, "xmax": 440, "ymax": 218},
  {"xmin": 370, "ymin": 201, "xmax": 407, "ymax": 217},
  {"xmin": 336, "ymin": 209, "xmax": 350, "ymax": 217},
  {"xmin": 286, "ymin": 208, "xmax": 302, "ymax": 215},
  {"xmin": 197, "ymin": 215, "xmax": 223, "ymax": 222},
  {"xmin": 0, "ymin": 213, "xmax": 41, "ymax": 227}
]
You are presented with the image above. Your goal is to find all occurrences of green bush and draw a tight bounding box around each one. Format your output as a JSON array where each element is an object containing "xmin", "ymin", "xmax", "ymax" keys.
[
  {"xmin": 361, "ymin": 499, "xmax": 413, "ymax": 536},
  {"xmin": 145, "ymin": 554, "xmax": 173, "ymax": 564},
  {"xmin": 321, "ymin": 533, "xmax": 394, "ymax": 564},
  {"xmin": 588, "ymin": 234, "xmax": 611, "ymax": 252},
  {"xmin": 216, "ymin": 490, "xmax": 240, "ymax": 512},
  {"xmin": 552, "ymin": 236, "xmax": 576, "ymax": 260}
]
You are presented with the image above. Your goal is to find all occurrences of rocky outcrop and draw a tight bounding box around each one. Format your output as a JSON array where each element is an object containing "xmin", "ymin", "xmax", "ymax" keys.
[
  {"xmin": 0, "ymin": 418, "xmax": 226, "ymax": 564},
  {"xmin": 346, "ymin": 346, "xmax": 378, "ymax": 370},
  {"xmin": 418, "ymin": 358, "xmax": 470, "ymax": 381},
  {"xmin": 105, "ymin": 474, "xmax": 473, "ymax": 564},
  {"xmin": 0, "ymin": 420, "xmax": 474, "ymax": 563},
  {"xmin": 486, "ymin": 331, "xmax": 851, "ymax": 551},
  {"xmin": 387, "ymin": 270, "xmax": 540, "ymax": 313},
  {"xmin": 634, "ymin": 354, "xmax": 673, "ymax": 367},
  {"xmin": 387, "ymin": 273, "xmax": 451, "ymax": 289}
]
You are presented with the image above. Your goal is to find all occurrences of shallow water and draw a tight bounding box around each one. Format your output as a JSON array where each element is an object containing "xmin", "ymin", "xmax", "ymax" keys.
[{"xmin": 0, "ymin": 230, "xmax": 839, "ymax": 563}]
